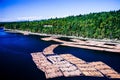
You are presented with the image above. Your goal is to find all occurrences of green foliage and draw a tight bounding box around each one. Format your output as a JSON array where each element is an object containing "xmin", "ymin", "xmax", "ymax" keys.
[{"xmin": 1, "ymin": 10, "xmax": 120, "ymax": 39}]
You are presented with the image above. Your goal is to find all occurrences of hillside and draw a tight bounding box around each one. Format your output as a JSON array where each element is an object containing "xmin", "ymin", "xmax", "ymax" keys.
[{"xmin": 1, "ymin": 10, "xmax": 120, "ymax": 39}]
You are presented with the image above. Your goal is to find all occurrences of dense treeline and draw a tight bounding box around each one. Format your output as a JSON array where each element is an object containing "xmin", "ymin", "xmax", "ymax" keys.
[{"xmin": 0, "ymin": 10, "xmax": 120, "ymax": 39}]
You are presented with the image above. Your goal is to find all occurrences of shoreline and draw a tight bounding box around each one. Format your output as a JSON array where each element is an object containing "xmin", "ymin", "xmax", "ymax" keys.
[
  {"xmin": 4, "ymin": 29, "xmax": 120, "ymax": 53},
  {"xmin": 4, "ymin": 28, "xmax": 120, "ymax": 43},
  {"xmin": 41, "ymin": 37, "xmax": 120, "ymax": 53}
]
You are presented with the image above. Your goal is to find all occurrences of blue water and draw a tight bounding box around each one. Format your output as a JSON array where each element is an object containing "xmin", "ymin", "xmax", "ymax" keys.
[{"xmin": 0, "ymin": 29, "xmax": 120, "ymax": 80}]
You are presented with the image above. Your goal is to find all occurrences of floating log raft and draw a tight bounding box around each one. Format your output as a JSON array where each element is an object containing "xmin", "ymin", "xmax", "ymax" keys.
[
  {"xmin": 60, "ymin": 54, "xmax": 86, "ymax": 64},
  {"xmin": 41, "ymin": 36, "xmax": 59, "ymax": 41},
  {"xmin": 42, "ymin": 36, "xmax": 120, "ymax": 53},
  {"xmin": 44, "ymin": 64, "xmax": 63, "ymax": 79},
  {"xmin": 47, "ymin": 55, "xmax": 82, "ymax": 77},
  {"xmin": 41, "ymin": 37, "xmax": 53, "ymax": 41},
  {"xmin": 31, "ymin": 52, "xmax": 63, "ymax": 79},
  {"xmin": 23, "ymin": 31, "xmax": 29, "ymax": 35},
  {"xmin": 89, "ymin": 61, "xmax": 120, "ymax": 79},
  {"xmin": 43, "ymin": 44, "xmax": 59, "ymax": 55},
  {"xmin": 31, "ymin": 52, "xmax": 120, "ymax": 79},
  {"xmin": 60, "ymin": 54, "xmax": 103, "ymax": 77}
]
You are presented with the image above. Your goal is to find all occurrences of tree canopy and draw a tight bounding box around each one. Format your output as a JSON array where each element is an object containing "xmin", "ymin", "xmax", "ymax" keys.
[{"xmin": 0, "ymin": 10, "xmax": 120, "ymax": 39}]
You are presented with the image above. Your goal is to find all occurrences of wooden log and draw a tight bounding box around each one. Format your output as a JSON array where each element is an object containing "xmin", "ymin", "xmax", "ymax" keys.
[
  {"xmin": 43, "ymin": 44, "xmax": 59, "ymax": 55},
  {"xmin": 89, "ymin": 61, "xmax": 120, "ymax": 79},
  {"xmin": 106, "ymin": 73, "xmax": 120, "ymax": 79}
]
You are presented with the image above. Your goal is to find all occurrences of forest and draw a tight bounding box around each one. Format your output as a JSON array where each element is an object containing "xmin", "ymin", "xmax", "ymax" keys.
[{"xmin": 0, "ymin": 10, "xmax": 120, "ymax": 39}]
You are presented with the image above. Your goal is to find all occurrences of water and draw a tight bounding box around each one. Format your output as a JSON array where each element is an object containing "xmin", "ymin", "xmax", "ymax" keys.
[
  {"xmin": 0, "ymin": 29, "xmax": 120, "ymax": 80},
  {"xmin": 54, "ymin": 46, "xmax": 120, "ymax": 72}
]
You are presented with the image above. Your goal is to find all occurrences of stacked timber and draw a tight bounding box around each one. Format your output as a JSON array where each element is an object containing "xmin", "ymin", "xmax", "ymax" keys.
[
  {"xmin": 77, "ymin": 63, "xmax": 103, "ymax": 77},
  {"xmin": 60, "ymin": 54, "xmax": 103, "ymax": 77},
  {"xmin": 42, "ymin": 37, "xmax": 120, "ymax": 53},
  {"xmin": 31, "ymin": 52, "xmax": 49, "ymax": 71},
  {"xmin": 43, "ymin": 44, "xmax": 59, "ymax": 55},
  {"xmin": 70, "ymin": 39, "xmax": 87, "ymax": 45},
  {"xmin": 41, "ymin": 36, "xmax": 59, "ymax": 41},
  {"xmin": 47, "ymin": 55, "xmax": 82, "ymax": 77},
  {"xmin": 31, "ymin": 52, "xmax": 120, "ymax": 79},
  {"xmin": 23, "ymin": 31, "xmax": 29, "ymax": 35},
  {"xmin": 44, "ymin": 64, "xmax": 63, "ymax": 79},
  {"xmin": 41, "ymin": 37, "xmax": 52, "ymax": 41},
  {"xmin": 89, "ymin": 61, "xmax": 120, "ymax": 79},
  {"xmin": 60, "ymin": 54, "xmax": 86, "ymax": 64},
  {"xmin": 31, "ymin": 52, "xmax": 63, "ymax": 79}
]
